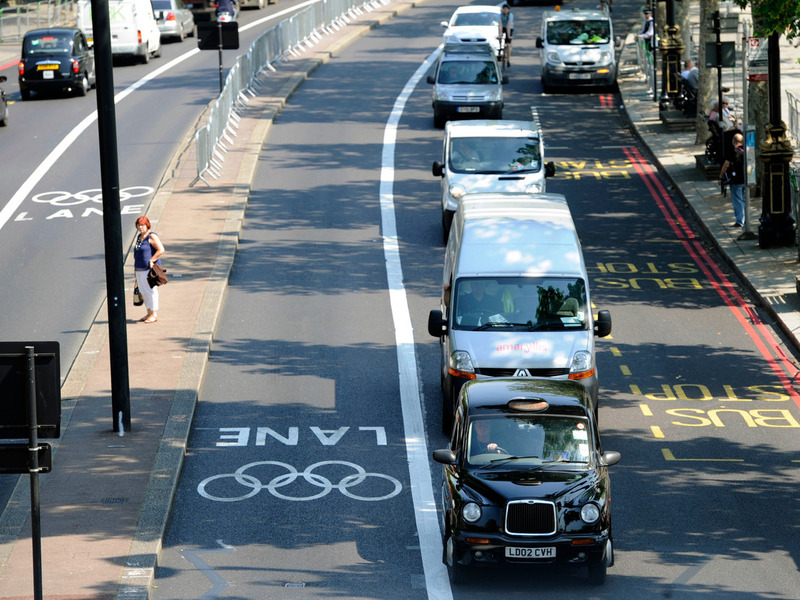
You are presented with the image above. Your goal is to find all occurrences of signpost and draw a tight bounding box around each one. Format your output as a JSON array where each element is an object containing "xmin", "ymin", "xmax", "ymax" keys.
[{"xmin": 0, "ymin": 341, "xmax": 61, "ymax": 600}]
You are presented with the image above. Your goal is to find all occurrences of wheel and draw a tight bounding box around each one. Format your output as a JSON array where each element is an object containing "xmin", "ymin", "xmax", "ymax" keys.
[
  {"xmin": 20, "ymin": 87, "xmax": 31, "ymax": 101},
  {"xmin": 0, "ymin": 110, "xmax": 7, "ymax": 127},
  {"xmin": 442, "ymin": 210, "xmax": 453, "ymax": 244},
  {"xmin": 445, "ymin": 536, "xmax": 466, "ymax": 585},
  {"xmin": 188, "ymin": 24, "xmax": 196, "ymax": 37},
  {"xmin": 178, "ymin": 25, "xmax": 185, "ymax": 41},
  {"xmin": 587, "ymin": 539, "xmax": 611, "ymax": 585},
  {"xmin": 141, "ymin": 47, "xmax": 150, "ymax": 64},
  {"xmin": 75, "ymin": 74, "xmax": 89, "ymax": 97},
  {"xmin": 153, "ymin": 43, "xmax": 162, "ymax": 58},
  {"xmin": 434, "ymin": 113, "xmax": 445, "ymax": 129}
]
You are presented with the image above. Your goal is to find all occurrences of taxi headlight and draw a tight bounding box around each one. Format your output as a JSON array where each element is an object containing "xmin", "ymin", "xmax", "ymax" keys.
[
  {"xmin": 451, "ymin": 350, "xmax": 475, "ymax": 373},
  {"xmin": 570, "ymin": 350, "xmax": 592, "ymax": 374},
  {"xmin": 581, "ymin": 503, "xmax": 601, "ymax": 524},
  {"xmin": 463, "ymin": 502, "xmax": 482, "ymax": 522},
  {"xmin": 449, "ymin": 184, "xmax": 467, "ymax": 200},
  {"xmin": 525, "ymin": 183, "xmax": 542, "ymax": 194}
]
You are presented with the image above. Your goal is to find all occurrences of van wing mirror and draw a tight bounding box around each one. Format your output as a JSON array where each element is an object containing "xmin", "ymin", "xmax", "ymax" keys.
[
  {"xmin": 426, "ymin": 74, "xmax": 435, "ymax": 84},
  {"xmin": 594, "ymin": 310, "xmax": 612, "ymax": 337},
  {"xmin": 502, "ymin": 74, "xmax": 509, "ymax": 85},
  {"xmin": 544, "ymin": 161, "xmax": 556, "ymax": 178},
  {"xmin": 432, "ymin": 161, "xmax": 444, "ymax": 177},
  {"xmin": 428, "ymin": 310, "xmax": 447, "ymax": 337},
  {"xmin": 536, "ymin": 37, "xmax": 544, "ymax": 49}
]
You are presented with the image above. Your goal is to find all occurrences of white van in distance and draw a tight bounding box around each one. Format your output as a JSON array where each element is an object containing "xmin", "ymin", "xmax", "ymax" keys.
[
  {"xmin": 427, "ymin": 193, "xmax": 612, "ymax": 433},
  {"xmin": 78, "ymin": 0, "xmax": 162, "ymax": 64}
]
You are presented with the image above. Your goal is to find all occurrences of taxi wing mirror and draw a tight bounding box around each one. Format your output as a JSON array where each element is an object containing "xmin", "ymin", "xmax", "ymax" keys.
[
  {"xmin": 433, "ymin": 449, "xmax": 457, "ymax": 465},
  {"xmin": 594, "ymin": 309, "xmax": 612, "ymax": 337},
  {"xmin": 601, "ymin": 451, "xmax": 621, "ymax": 467},
  {"xmin": 428, "ymin": 310, "xmax": 447, "ymax": 337}
]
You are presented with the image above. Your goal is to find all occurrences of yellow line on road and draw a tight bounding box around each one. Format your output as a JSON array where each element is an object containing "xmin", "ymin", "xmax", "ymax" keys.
[
  {"xmin": 662, "ymin": 448, "xmax": 743, "ymax": 462},
  {"xmin": 640, "ymin": 404, "xmax": 653, "ymax": 416},
  {"xmin": 650, "ymin": 425, "xmax": 664, "ymax": 438},
  {"xmin": 620, "ymin": 365, "xmax": 632, "ymax": 376}
]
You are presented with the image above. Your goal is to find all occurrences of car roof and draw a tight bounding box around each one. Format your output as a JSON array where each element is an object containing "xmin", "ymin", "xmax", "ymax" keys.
[
  {"xmin": 452, "ymin": 5, "xmax": 502, "ymax": 15},
  {"xmin": 543, "ymin": 8, "xmax": 609, "ymax": 21},
  {"xmin": 446, "ymin": 120, "xmax": 539, "ymax": 139},
  {"xmin": 461, "ymin": 378, "xmax": 592, "ymax": 416},
  {"xmin": 441, "ymin": 43, "xmax": 496, "ymax": 59},
  {"xmin": 24, "ymin": 27, "xmax": 81, "ymax": 36}
]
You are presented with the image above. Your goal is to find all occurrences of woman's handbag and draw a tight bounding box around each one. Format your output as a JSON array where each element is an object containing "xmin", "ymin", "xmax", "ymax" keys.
[
  {"xmin": 133, "ymin": 286, "xmax": 144, "ymax": 306},
  {"xmin": 147, "ymin": 264, "xmax": 168, "ymax": 287}
]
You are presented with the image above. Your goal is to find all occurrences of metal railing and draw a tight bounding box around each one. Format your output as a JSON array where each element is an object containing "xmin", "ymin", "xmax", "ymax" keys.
[
  {"xmin": 0, "ymin": 0, "xmax": 77, "ymax": 42},
  {"xmin": 787, "ymin": 90, "xmax": 800, "ymax": 150},
  {"xmin": 192, "ymin": 0, "xmax": 392, "ymax": 186}
]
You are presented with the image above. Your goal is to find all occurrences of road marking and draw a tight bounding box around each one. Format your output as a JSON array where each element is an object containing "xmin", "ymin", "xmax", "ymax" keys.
[
  {"xmin": 662, "ymin": 448, "xmax": 743, "ymax": 462},
  {"xmin": 640, "ymin": 404, "xmax": 653, "ymax": 416},
  {"xmin": 181, "ymin": 540, "xmax": 235, "ymax": 600},
  {"xmin": 620, "ymin": 364, "xmax": 632, "ymax": 376},
  {"xmin": 380, "ymin": 47, "xmax": 453, "ymax": 600},
  {"xmin": 650, "ymin": 425, "xmax": 664, "ymax": 438}
]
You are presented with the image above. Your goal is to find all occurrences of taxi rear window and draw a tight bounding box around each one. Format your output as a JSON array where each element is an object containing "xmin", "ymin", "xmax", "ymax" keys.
[{"xmin": 23, "ymin": 34, "xmax": 73, "ymax": 56}]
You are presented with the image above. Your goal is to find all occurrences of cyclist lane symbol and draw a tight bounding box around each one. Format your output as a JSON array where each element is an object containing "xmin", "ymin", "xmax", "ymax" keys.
[{"xmin": 197, "ymin": 460, "xmax": 404, "ymax": 502}]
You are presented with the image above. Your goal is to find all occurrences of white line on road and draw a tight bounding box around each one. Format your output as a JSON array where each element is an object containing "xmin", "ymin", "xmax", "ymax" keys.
[{"xmin": 380, "ymin": 47, "xmax": 453, "ymax": 600}]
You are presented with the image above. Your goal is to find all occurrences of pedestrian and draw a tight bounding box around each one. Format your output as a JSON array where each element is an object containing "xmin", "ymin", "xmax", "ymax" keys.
[
  {"xmin": 680, "ymin": 59, "xmax": 699, "ymax": 91},
  {"xmin": 709, "ymin": 98, "xmax": 736, "ymax": 131},
  {"xmin": 498, "ymin": 3, "xmax": 513, "ymax": 68},
  {"xmin": 638, "ymin": 8, "xmax": 654, "ymax": 51},
  {"xmin": 718, "ymin": 133, "xmax": 746, "ymax": 228},
  {"xmin": 133, "ymin": 216, "xmax": 165, "ymax": 323}
]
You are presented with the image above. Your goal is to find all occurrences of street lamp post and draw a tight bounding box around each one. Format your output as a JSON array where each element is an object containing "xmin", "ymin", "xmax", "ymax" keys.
[
  {"xmin": 659, "ymin": 0, "xmax": 683, "ymax": 111},
  {"xmin": 758, "ymin": 32, "xmax": 795, "ymax": 248}
]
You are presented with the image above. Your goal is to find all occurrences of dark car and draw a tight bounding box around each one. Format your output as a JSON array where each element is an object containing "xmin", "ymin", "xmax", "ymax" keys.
[
  {"xmin": 18, "ymin": 28, "xmax": 96, "ymax": 100},
  {"xmin": 0, "ymin": 76, "xmax": 8, "ymax": 126},
  {"xmin": 432, "ymin": 378, "xmax": 621, "ymax": 586}
]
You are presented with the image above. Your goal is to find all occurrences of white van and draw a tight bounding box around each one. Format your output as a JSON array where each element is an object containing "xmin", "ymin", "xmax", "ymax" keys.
[
  {"xmin": 432, "ymin": 117, "xmax": 556, "ymax": 241},
  {"xmin": 78, "ymin": 0, "xmax": 162, "ymax": 64},
  {"xmin": 427, "ymin": 193, "xmax": 612, "ymax": 433},
  {"xmin": 536, "ymin": 8, "xmax": 616, "ymax": 91}
]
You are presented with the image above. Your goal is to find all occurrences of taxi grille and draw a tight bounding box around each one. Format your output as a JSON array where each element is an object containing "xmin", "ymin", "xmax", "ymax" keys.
[
  {"xmin": 478, "ymin": 367, "xmax": 570, "ymax": 377},
  {"xmin": 505, "ymin": 500, "xmax": 557, "ymax": 536}
]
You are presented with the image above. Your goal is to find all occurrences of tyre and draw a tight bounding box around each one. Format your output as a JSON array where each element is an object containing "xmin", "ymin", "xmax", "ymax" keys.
[
  {"xmin": 141, "ymin": 47, "xmax": 150, "ymax": 64},
  {"xmin": 75, "ymin": 74, "xmax": 89, "ymax": 97},
  {"xmin": 442, "ymin": 210, "xmax": 453, "ymax": 244},
  {"xmin": 445, "ymin": 536, "xmax": 466, "ymax": 585},
  {"xmin": 153, "ymin": 43, "xmax": 162, "ymax": 58},
  {"xmin": 434, "ymin": 113, "xmax": 445, "ymax": 129},
  {"xmin": 587, "ymin": 539, "xmax": 612, "ymax": 585},
  {"xmin": 178, "ymin": 25, "xmax": 185, "ymax": 42},
  {"xmin": 20, "ymin": 87, "xmax": 31, "ymax": 101}
]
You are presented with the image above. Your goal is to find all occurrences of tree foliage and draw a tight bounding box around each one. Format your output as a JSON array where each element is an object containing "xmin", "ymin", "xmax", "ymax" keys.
[{"xmin": 733, "ymin": 0, "xmax": 800, "ymax": 37}]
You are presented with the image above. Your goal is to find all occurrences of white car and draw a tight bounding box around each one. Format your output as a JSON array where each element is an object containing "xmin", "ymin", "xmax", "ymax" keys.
[
  {"xmin": 441, "ymin": 5, "xmax": 502, "ymax": 54},
  {"xmin": 432, "ymin": 119, "xmax": 556, "ymax": 240}
]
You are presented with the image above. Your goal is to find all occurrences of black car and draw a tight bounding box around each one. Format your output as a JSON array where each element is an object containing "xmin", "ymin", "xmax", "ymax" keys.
[
  {"xmin": 0, "ymin": 76, "xmax": 8, "ymax": 126},
  {"xmin": 432, "ymin": 378, "xmax": 621, "ymax": 585},
  {"xmin": 18, "ymin": 28, "xmax": 96, "ymax": 100}
]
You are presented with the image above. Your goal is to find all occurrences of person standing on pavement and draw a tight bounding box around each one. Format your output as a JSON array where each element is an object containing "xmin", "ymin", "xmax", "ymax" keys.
[
  {"xmin": 133, "ymin": 216, "xmax": 165, "ymax": 323},
  {"xmin": 718, "ymin": 133, "xmax": 746, "ymax": 228},
  {"xmin": 638, "ymin": 8, "xmax": 655, "ymax": 51},
  {"xmin": 499, "ymin": 3, "xmax": 514, "ymax": 68}
]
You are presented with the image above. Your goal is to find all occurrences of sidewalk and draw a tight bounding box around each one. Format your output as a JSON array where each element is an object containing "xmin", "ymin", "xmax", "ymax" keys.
[
  {"xmin": 0, "ymin": 2, "xmax": 420, "ymax": 599},
  {"xmin": 2, "ymin": 6, "xmax": 800, "ymax": 600}
]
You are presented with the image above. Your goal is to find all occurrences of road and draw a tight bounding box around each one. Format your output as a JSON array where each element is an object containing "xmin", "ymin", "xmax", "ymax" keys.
[{"xmin": 149, "ymin": 1, "xmax": 800, "ymax": 599}]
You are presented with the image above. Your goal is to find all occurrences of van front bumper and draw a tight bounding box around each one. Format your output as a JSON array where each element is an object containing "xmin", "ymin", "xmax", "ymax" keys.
[
  {"xmin": 433, "ymin": 101, "xmax": 503, "ymax": 122},
  {"xmin": 542, "ymin": 66, "xmax": 616, "ymax": 88}
]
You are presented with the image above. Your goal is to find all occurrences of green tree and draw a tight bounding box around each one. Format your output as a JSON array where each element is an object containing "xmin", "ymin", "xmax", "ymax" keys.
[{"xmin": 733, "ymin": 0, "xmax": 800, "ymax": 38}]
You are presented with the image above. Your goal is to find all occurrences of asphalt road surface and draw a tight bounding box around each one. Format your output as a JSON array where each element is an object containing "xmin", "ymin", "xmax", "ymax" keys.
[{"xmin": 151, "ymin": 1, "xmax": 800, "ymax": 599}]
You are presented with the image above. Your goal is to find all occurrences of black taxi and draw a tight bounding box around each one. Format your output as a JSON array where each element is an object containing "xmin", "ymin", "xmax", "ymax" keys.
[
  {"xmin": 18, "ymin": 28, "xmax": 95, "ymax": 100},
  {"xmin": 432, "ymin": 378, "xmax": 620, "ymax": 585}
]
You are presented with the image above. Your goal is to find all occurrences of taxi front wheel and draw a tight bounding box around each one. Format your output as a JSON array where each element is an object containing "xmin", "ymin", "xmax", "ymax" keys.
[{"xmin": 445, "ymin": 536, "xmax": 467, "ymax": 585}]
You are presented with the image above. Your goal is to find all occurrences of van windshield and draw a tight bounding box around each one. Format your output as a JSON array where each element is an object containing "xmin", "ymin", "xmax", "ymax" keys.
[
  {"xmin": 449, "ymin": 136, "xmax": 541, "ymax": 174},
  {"xmin": 546, "ymin": 20, "xmax": 610, "ymax": 45},
  {"xmin": 438, "ymin": 60, "xmax": 499, "ymax": 85},
  {"xmin": 452, "ymin": 277, "xmax": 587, "ymax": 331}
]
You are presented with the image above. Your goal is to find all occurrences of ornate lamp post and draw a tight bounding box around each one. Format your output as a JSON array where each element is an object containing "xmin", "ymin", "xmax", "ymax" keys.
[
  {"xmin": 659, "ymin": 0, "xmax": 683, "ymax": 111},
  {"xmin": 758, "ymin": 32, "xmax": 795, "ymax": 248}
]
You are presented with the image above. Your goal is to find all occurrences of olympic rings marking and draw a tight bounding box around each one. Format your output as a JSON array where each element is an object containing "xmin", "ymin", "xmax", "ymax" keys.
[
  {"xmin": 197, "ymin": 460, "xmax": 403, "ymax": 502},
  {"xmin": 31, "ymin": 186, "xmax": 154, "ymax": 207}
]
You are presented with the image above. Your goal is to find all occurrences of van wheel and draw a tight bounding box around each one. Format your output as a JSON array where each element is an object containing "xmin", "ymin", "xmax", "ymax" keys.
[
  {"xmin": 141, "ymin": 48, "xmax": 150, "ymax": 64},
  {"xmin": 153, "ymin": 43, "xmax": 162, "ymax": 58},
  {"xmin": 434, "ymin": 114, "xmax": 445, "ymax": 129},
  {"xmin": 442, "ymin": 210, "xmax": 454, "ymax": 243}
]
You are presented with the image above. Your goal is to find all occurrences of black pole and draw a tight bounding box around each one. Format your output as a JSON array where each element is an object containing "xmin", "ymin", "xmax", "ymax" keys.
[
  {"xmin": 218, "ymin": 20, "xmax": 224, "ymax": 94},
  {"xmin": 90, "ymin": 0, "xmax": 131, "ymax": 432},
  {"xmin": 651, "ymin": 0, "xmax": 657, "ymax": 102},
  {"xmin": 714, "ymin": 10, "xmax": 724, "ymax": 164},
  {"xmin": 26, "ymin": 346, "xmax": 43, "ymax": 600},
  {"xmin": 768, "ymin": 32, "xmax": 781, "ymax": 125}
]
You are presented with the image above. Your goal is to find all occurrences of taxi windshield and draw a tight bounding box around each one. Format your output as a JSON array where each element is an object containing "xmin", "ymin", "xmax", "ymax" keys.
[
  {"xmin": 546, "ymin": 20, "xmax": 610, "ymax": 45},
  {"xmin": 449, "ymin": 136, "xmax": 541, "ymax": 174},
  {"xmin": 452, "ymin": 277, "xmax": 587, "ymax": 331},
  {"xmin": 438, "ymin": 60, "xmax": 499, "ymax": 85},
  {"xmin": 467, "ymin": 415, "xmax": 592, "ymax": 467}
]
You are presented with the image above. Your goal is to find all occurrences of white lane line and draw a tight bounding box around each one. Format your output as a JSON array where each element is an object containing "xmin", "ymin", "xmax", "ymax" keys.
[
  {"xmin": 380, "ymin": 48, "xmax": 452, "ymax": 600},
  {"xmin": 0, "ymin": 49, "xmax": 199, "ymax": 232}
]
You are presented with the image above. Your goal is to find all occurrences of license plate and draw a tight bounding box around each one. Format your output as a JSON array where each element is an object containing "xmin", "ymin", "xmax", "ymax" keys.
[
  {"xmin": 37, "ymin": 64, "xmax": 58, "ymax": 70},
  {"xmin": 505, "ymin": 546, "xmax": 556, "ymax": 559},
  {"xmin": 42, "ymin": 70, "xmax": 55, "ymax": 79},
  {"xmin": 569, "ymin": 73, "xmax": 592, "ymax": 80},
  {"xmin": 456, "ymin": 106, "xmax": 480, "ymax": 113}
]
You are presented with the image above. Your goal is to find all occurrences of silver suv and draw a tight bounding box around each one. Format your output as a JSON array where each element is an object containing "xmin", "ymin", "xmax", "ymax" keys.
[{"xmin": 427, "ymin": 43, "xmax": 507, "ymax": 129}]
